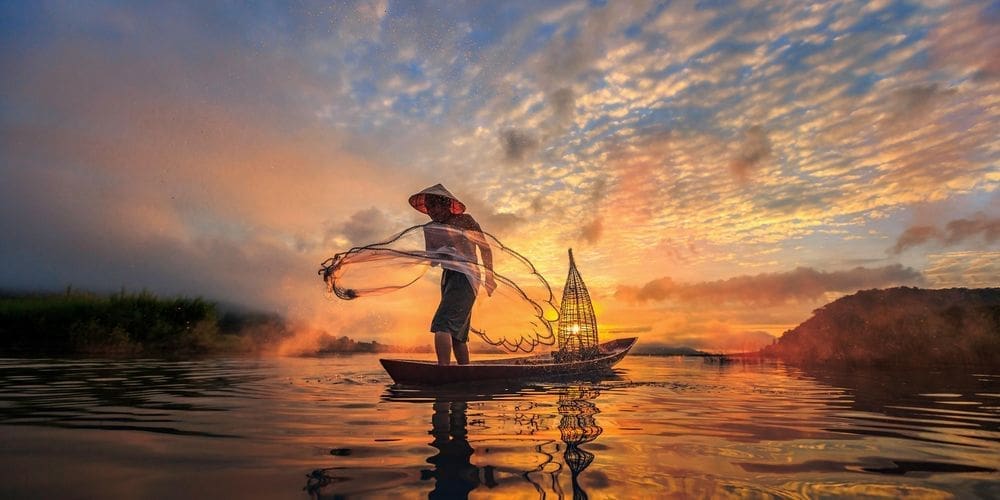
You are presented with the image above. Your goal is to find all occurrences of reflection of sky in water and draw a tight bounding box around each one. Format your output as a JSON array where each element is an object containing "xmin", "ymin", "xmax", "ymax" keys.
[{"xmin": 0, "ymin": 356, "xmax": 997, "ymax": 498}]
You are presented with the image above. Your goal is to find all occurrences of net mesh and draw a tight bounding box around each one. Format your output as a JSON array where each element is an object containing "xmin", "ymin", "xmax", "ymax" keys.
[{"xmin": 319, "ymin": 223, "xmax": 558, "ymax": 352}]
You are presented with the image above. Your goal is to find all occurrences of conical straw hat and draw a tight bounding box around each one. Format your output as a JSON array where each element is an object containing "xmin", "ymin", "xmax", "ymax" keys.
[{"xmin": 408, "ymin": 183, "xmax": 467, "ymax": 215}]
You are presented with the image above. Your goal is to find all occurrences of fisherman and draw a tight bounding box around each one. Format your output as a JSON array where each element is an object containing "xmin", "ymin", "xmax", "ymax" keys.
[{"xmin": 409, "ymin": 184, "xmax": 497, "ymax": 365}]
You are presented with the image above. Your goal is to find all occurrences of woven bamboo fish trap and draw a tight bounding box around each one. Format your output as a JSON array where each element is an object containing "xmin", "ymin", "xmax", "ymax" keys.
[{"xmin": 555, "ymin": 249, "xmax": 600, "ymax": 361}]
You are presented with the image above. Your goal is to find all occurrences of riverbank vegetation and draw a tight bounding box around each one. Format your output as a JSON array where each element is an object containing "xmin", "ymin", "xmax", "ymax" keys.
[
  {"xmin": 0, "ymin": 290, "xmax": 292, "ymax": 356},
  {"xmin": 761, "ymin": 288, "xmax": 1000, "ymax": 366},
  {"xmin": 8, "ymin": 287, "xmax": 997, "ymax": 362},
  {"xmin": 315, "ymin": 335, "xmax": 432, "ymax": 354}
]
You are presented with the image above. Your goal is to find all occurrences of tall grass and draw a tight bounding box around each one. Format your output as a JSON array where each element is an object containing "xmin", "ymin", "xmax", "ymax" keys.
[{"xmin": 0, "ymin": 290, "xmax": 250, "ymax": 356}]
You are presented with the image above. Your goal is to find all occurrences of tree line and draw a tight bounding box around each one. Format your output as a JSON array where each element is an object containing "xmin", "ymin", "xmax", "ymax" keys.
[{"xmin": 0, "ymin": 289, "xmax": 292, "ymax": 356}]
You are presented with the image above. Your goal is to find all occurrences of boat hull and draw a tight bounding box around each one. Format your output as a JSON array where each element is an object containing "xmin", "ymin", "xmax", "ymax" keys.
[{"xmin": 380, "ymin": 337, "xmax": 637, "ymax": 386}]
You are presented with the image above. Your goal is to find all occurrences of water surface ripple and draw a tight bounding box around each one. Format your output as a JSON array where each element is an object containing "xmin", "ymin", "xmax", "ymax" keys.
[{"xmin": 0, "ymin": 355, "xmax": 996, "ymax": 498}]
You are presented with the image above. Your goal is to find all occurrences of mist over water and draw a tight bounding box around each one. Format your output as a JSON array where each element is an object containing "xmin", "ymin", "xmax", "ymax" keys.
[{"xmin": 0, "ymin": 355, "xmax": 996, "ymax": 498}]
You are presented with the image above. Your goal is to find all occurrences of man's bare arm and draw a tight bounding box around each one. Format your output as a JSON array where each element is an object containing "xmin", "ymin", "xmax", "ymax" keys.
[
  {"xmin": 479, "ymin": 239, "xmax": 494, "ymax": 273},
  {"xmin": 467, "ymin": 223, "xmax": 497, "ymax": 295}
]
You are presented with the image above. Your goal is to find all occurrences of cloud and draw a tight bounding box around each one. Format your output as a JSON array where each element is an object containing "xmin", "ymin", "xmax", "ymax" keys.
[
  {"xmin": 499, "ymin": 128, "xmax": 539, "ymax": 162},
  {"xmin": 2, "ymin": 0, "xmax": 998, "ymax": 349},
  {"xmin": 527, "ymin": 1, "xmax": 651, "ymax": 136},
  {"xmin": 333, "ymin": 207, "xmax": 394, "ymax": 246},
  {"xmin": 729, "ymin": 125, "xmax": 772, "ymax": 181},
  {"xmin": 890, "ymin": 214, "xmax": 1000, "ymax": 254},
  {"xmin": 944, "ymin": 215, "xmax": 1000, "ymax": 245},
  {"xmin": 478, "ymin": 211, "xmax": 524, "ymax": 236},
  {"xmin": 604, "ymin": 326, "xmax": 653, "ymax": 335},
  {"xmin": 451, "ymin": 191, "xmax": 525, "ymax": 236},
  {"xmin": 616, "ymin": 265, "xmax": 925, "ymax": 305},
  {"xmin": 548, "ymin": 87, "xmax": 576, "ymax": 126},
  {"xmin": 923, "ymin": 251, "xmax": 1000, "ymax": 288},
  {"xmin": 890, "ymin": 225, "xmax": 942, "ymax": 255},
  {"xmin": 928, "ymin": 2, "xmax": 1000, "ymax": 81},
  {"xmin": 533, "ymin": 1, "xmax": 640, "ymax": 83},
  {"xmin": 881, "ymin": 83, "xmax": 958, "ymax": 131},
  {"xmin": 355, "ymin": 0, "xmax": 389, "ymax": 24},
  {"xmin": 0, "ymin": 169, "xmax": 309, "ymax": 312},
  {"xmin": 579, "ymin": 216, "xmax": 603, "ymax": 244},
  {"xmin": 651, "ymin": 0, "xmax": 731, "ymax": 62},
  {"xmin": 586, "ymin": 177, "xmax": 609, "ymax": 205},
  {"xmin": 0, "ymin": 3, "xmax": 414, "ymax": 317}
]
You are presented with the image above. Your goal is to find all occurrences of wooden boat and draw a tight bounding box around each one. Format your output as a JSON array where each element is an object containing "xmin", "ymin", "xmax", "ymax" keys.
[{"xmin": 380, "ymin": 337, "xmax": 637, "ymax": 386}]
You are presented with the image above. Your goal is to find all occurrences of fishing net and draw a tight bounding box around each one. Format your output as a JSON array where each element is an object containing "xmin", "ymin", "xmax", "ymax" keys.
[{"xmin": 319, "ymin": 223, "xmax": 558, "ymax": 352}]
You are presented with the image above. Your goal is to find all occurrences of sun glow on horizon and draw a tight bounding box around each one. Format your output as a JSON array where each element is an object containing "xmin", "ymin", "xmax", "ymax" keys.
[{"xmin": 1, "ymin": 0, "xmax": 997, "ymax": 352}]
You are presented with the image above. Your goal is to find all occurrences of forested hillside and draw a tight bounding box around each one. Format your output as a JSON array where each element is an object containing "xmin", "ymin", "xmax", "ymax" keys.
[{"xmin": 761, "ymin": 288, "xmax": 1000, "ymax": 366}]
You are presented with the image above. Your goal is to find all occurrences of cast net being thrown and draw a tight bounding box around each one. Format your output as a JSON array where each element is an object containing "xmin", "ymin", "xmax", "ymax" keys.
[{"xmin": 318, "ymin": 223, "xmax": 558, "ymax": 352}]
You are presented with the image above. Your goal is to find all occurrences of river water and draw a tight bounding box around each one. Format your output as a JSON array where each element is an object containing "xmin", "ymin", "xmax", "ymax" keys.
[{"xmin": 0, "ymin": 354, "xmax": 997, "ymax": 499}]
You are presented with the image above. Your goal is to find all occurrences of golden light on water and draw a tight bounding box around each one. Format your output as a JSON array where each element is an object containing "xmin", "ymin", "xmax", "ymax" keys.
[{"xmin": 1, "ymin": 2, "xmax": 998, "ymax": 499}]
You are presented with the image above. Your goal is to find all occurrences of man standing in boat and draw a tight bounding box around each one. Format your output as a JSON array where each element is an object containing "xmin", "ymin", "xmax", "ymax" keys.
[{"xmin": 409, "ymin": 184, "xmax": 497, "ymax": 365}]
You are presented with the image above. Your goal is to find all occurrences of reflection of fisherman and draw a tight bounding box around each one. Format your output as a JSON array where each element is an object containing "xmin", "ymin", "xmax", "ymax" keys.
[
  {"xmin": 422, "ymin": 400, "xmax": 483, "ymax": 498},
  {"xmin": 409, "ymin": 184, "xmax": 497, "ymax": 365}
]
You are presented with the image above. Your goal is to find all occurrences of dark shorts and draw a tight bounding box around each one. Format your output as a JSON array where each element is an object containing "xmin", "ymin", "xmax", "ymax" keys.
[{"xmin": 430, "ymin": 269, "xmax": 476, "ymax": 342}]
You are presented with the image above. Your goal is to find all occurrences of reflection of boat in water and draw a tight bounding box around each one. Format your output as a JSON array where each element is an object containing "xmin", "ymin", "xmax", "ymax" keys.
[
  {"xmin": 307, "ymin": 378, "xmax": 612, "ymax": 498},
  {"xmin": 380, "ymin": 337, "xmax": 637, "ymax": 386}
]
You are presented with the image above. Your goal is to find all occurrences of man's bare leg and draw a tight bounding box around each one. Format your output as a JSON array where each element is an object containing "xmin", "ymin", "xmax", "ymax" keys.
[
  {"xmin": 452, "ymin": 338, "xmax": 470, "ymax": 365},
  {"xmin": 434, "ymin": 332, "xmax": 453, "ymax": 365}
]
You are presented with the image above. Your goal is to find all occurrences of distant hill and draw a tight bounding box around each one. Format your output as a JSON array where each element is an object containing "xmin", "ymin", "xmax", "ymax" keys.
[
  {"xmin": 633, "ymin": 343, "xmax": 710, "ymax": 356},
  {"xmin": 761, "ymin": 287, "xmax": 1000, "ymax": 366}
]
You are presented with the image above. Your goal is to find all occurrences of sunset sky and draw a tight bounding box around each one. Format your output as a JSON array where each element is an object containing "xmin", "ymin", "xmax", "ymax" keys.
[{"xmin": 2, "ymin": 1, "xmax": 997, "ymax": 351}]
